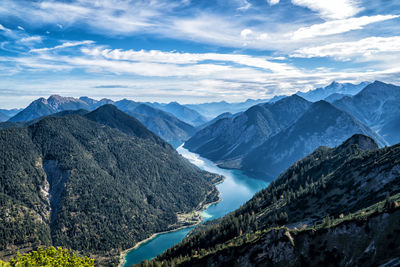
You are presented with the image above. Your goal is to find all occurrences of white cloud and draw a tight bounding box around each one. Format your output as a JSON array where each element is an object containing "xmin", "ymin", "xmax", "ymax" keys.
[
  {"xmin": 0, "ymin": 0, "xmax": 175, "ymax": 35},
  {"xmin": 291, "ymin": 36, "xmax": 400, "ymax": 60},
  {"xmin": 267, "ymin": 0, "xmax": 280, "ymax": 5},
  {"xmin": 237, "ymin": 0, "xmax": 252, "ymax": 11},
  {"xmin": 81, "ymin": 47, "xmax": 297, "ymax": 74},
  {"xmin": 30, "ymin": 40, "xmax": 94, "ymax": 53},
  {"xmin": 240, "ymin": 29, "xmax": 253, "ymax": 39},
  {"xmin": 291, "ymin": 0, "xmax": 362, "ymax": 20},
  {"xmin": 291, "ymin": 15, "xmax": 399, "ymax": 40},
  {"xmin": 19, "ymin": 36, "xmax": 43, "ymax": 43},
  {"xmin": 0, "ymin": 24, "xmax": 10, "ymax": 32},
  {"xmin": 17, "ymin": 26, "xmax": 25, "ymax": 31}
]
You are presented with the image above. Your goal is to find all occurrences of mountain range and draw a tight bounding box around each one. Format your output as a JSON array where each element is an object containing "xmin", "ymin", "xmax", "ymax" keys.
[
  {"xmin": 1, "ymin": 80, "xmax": 400, "ymax": 266},
  {"xmin": 333, "ymin": 81, "xmax": 400, "ymax": 145},
  {"xmin": 186, "ymin": 87, "xmax": 388, "ymax": 180},
  {"xmin": 241, "ymin": 100, "xmax": 387, "ymax": 179},
  {"xmin": 185, "ymin": 95, "xmax": 312, "ymax": 163},
  {"xmin": 184, "ymin": 98, "xmax": 279, "ymax": 120},
  {"xmin": 296, "ymin": 81, "xmax": 370, "ymax": 102},
  {"xmin": 7, "ymin": 96, "xmax": 200, "ymax": 146},
  {"xmin": 0, "ymin": 108, "xmax": 23, "ymax": 122},
  {"xmin": 0, "ymin": 105, "xmax": 221, "ymax": 265},
  {"xmin": 146, "ymin": 134, "xmax": 400, "ymax": 266}
]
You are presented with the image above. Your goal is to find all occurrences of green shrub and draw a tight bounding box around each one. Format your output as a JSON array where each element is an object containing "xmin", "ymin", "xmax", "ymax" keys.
[{"xmin": 9, "ymin": 247, "xmax": 94, "ymax": 267}]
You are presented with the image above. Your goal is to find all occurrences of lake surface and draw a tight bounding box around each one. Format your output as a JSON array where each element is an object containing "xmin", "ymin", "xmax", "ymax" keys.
[{"xmin": 123, "ymin": 145, "xmax": 268, "ymax": 266}]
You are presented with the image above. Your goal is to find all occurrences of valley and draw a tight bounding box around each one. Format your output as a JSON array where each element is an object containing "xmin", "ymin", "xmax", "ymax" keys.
[{"xmin": 122, "ymin": 146, "xmax": 268, "ymax": 266}]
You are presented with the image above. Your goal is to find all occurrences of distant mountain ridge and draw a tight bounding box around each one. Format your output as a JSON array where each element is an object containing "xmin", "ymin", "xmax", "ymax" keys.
[
  {"xmin": 333, "ymin": 81, "xmax": 400, "ymax": 145},
  {"xmin": 115, "ymin": 100, "xmax": 197, "ymax": 147},
  {"xmin": 8, "ymin": 95, "xmax": 199, "ymax": 146},
  {"xmin": 185, "ymin": 95, "xmax": 312, "ymax": 164},
  {"xmin": 0, "ymin": 111, "xmax": 9, "ymax": 122},
  {"xmin": 184, "ymin": 97, "xmax": 285, "ymax": 119},
  {"xmin": 241, "ymin": 100, "xmax": 387, "ymax": 179},
  {"xmin": 149, "ymin": 101, "xmax": 207, "ymax": 126},
  {"xmin": 186, "ymin": 91, "xmax": 388, "ymax": 181},
  {"xmin": 299, "ymin": 81, "xmax": 370, "ymax": 101},
  {"xmin": 296, "ymin": 81, "xmax": 370, "ymax": 102}
]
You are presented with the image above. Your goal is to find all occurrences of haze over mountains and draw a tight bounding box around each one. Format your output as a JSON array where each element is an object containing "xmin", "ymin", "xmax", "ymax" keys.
[
  {"xmin": 0, "ymin": 108, "xmax": 22, "ymax": 122},
  {"xmin": 184, "ymin": 98, "xmax": 284, "ymax": 120},
  {"xmin": 296, "ymin": 81, "xmax": 370, "ymax": 102}
]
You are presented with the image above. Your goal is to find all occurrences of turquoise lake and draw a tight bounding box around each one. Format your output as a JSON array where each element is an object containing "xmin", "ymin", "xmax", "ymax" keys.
[{"xmin": 123, "ymin": 145, "xmax": 268, "ymax": 266}]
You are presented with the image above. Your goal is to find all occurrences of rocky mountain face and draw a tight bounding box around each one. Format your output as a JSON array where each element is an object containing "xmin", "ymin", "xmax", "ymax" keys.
[
  {"xmin": 9, "ymin": 95, "xmax": 93, "ymax": 122},
  {"xmin": 242, "ymin": 101, "xmax": 387, "ymax": 180},
  {"xmin": 147, "ymin": 134, "xmax": 400, "ymax": 266},
  {"xmin": 0, "ymin": 106, "xmax": 221, "ymax": 266},
  {"xmin": 333, "ymin": 81, "xmax": 400, "ymax": 145},
  {"xmin": 7, "ymin": 95, "xmax": 197, "ymax": 146},
  {"xmin": 149, "ymin": 101, "xmax": 207, "ymax": 126},
  {"xmin": 185, "ymin": 95, "xmax": 311, "ymax": 164},
  {"xmin": 297, "ymin": 81, "xmax": 369, "ymax": 102}
]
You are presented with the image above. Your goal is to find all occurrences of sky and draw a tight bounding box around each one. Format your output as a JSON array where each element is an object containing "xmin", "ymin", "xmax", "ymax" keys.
[{"xmin": 0, "ymin": 0, "xmax": 400, "ymax": 108}]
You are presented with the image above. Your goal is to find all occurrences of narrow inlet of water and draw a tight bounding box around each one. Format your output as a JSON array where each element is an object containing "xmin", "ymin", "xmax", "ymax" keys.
[{"xmin": 123, "ymin": 145, "xmax": 268, "ymax": 266}]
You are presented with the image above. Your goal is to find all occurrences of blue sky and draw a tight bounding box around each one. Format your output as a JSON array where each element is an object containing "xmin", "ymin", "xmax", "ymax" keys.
[{"xmin": 0, "ymin": 0, "xmax": 400, "ymax": 108}]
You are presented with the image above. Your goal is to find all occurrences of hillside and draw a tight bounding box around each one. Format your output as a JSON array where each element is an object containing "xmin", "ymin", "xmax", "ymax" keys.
[
  {"xmin": 185, "ymin": 95, "xmax": 311, "ymax": 164},
  {"xmin": 333, "ymin": 81, "xmax": 400, "ymax": 145},
  {"xmin": 0, "ymin": 107, "xmax": 221, "ymax": 266},
  {"xmin": 145, "ymin": 134, "xmax": 400, "ymax": 266},
  {"xmin": 241, "ymin": 101, "xmax": 386, "ymax": 180}
]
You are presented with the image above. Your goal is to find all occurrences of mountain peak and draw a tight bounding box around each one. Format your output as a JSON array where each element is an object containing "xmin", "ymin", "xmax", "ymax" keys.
[
  {"xmin": 372, "ymin": 80, "xmax": 385, "ymax": 85},
  {"xmin": 339, "ymin": 134, "xmax": 378, "ymax": 151},
  {"xmin": 93, "ymin": 103, "xmax": 117, "ymax": 112},
  {"xmin": 311, "ymin": 100, "xmax": 332, "ymax": 109},
  {"xmin": 328, "ymin": 81, "xmax": 339, "ymax": 87},
  {"xmin": 85, "ymin": 104, "xmax": 164, "ymax": 144},
  {"xmin": 48, "ymin": 94, "xmax": 63, "ymax": 100}
]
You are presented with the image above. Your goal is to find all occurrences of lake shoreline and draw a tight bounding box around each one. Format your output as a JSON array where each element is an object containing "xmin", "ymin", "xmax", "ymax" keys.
[{"xmin": 118, "ymin": 177, "xmax": 224, "ymax": 267}]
